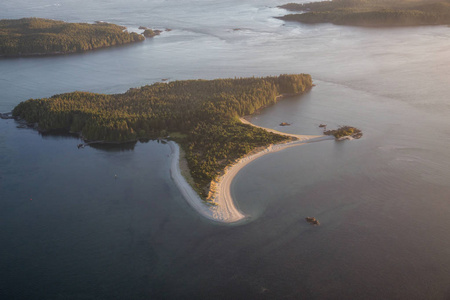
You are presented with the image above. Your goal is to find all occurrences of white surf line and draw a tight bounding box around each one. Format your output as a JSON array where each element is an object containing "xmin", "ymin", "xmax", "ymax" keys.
[{"xmin": 169, "ymin": 120, "xmax": 333, "ymax": 224}]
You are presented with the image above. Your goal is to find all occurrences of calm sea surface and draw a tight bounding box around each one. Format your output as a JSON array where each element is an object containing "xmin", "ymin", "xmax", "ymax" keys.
[{"xmin": 1, "ymin": 1, "xmax": 450, "ymax": 299}]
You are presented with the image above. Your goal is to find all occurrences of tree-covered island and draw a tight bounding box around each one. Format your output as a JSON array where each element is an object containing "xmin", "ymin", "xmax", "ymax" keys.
[
  {"xmin": 0, "ymin": 18, "xmax": 145, "ymax": 56},
  {"xmin": 278, "ymin": 0, "xmax": 450, "ymax": 27},
  {"xmin": 12, "ymin": 75, "xmax": 312, "ymax": 198}
]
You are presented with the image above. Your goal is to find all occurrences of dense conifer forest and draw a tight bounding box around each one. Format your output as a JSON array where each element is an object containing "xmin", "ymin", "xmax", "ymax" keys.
[
  {"xmin": 278, "ymin": 0, "xmax": 450, "ymax": 26},
  {"xmin": 0, "ymin": 18, "xmax": 144, "ymax": 56},
  {"xmin": 13, "ymin": 75, "xmax": 312, "ymax": 197}
]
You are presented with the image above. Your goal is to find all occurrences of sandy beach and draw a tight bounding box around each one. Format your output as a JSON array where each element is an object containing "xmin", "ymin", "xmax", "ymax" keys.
[
  {"xmin": 169, "ymin": 119, "xmax": 333, "ymax": 224},
  {"xmin": 169, "ymin": 141, "xmax": 246, "ymax": 223}
]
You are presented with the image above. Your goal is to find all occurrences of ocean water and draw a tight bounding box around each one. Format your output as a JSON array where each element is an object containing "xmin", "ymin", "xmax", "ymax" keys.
[{"xmin": 1, "ymin": 1, "xmax": 450, "ymax": 299}]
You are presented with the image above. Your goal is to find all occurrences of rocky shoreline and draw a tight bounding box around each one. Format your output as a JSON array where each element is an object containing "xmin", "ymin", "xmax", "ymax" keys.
[
  {"xmin": 0, "ymin": 112, "xmax": 14, "ymax": 119},
  {"xmin": 0, "ymin": 112, "xmax": 38, "ymax": 129}
]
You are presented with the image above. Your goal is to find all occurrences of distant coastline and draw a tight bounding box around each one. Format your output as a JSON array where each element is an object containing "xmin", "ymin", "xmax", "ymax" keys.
[
  {"xmin": 0, "ymin": 18, "xmax": 144, "ymax": 57},
  {"xmin": 277, "ymin": 0, "xmax": 450, "ymax": 27}
]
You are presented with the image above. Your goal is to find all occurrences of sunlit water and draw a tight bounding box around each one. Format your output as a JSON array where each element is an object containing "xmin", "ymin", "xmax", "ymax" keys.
[{"xmin": 1, "ymin": 1, "xmax": 450, "ymax": 299}]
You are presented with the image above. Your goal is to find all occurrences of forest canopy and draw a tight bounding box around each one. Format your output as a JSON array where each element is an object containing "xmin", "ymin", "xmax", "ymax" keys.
[
  {"xmin": 0, "ymin": 18, "xmax": 144, "ymax": 56},
  {"xmin": 278, "ymin": 0, "xmax": 450, "ymax": 26},
  {"xmin": 13, "ymin": 75, "xmax": 313, "ymax": 197}
]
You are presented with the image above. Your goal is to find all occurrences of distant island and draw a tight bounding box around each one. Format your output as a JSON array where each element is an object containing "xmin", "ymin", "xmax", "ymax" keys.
[
  {"xmin": 278, "ymin": 0, "xmax": 450, "ymax": 27},
  {"xmin": 0, "ymin": 18, "xmax": 145, "ymax": 56}
]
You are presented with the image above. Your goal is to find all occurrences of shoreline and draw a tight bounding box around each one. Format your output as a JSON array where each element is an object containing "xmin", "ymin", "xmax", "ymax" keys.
[
  {"xmin": 169, "ymin": 118, "xmax": 333, "ymax": 224},
  {"xmin": 4, "ymin": 110, "xmax": 332, "ymax": 224},
  {"xmin": 0, "ymin": 38, "xmax": 144, "ymax": 59},
  {"xmin": 169, "ymin": 141, "xmax": 247, "ymax": 223}
]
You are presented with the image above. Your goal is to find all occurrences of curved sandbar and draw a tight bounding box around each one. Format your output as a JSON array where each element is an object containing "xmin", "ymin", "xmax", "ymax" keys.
[
  {"xmin": 169, "ymin": 119, "xmax": 333, "ymax": 224},
  {"xmin": 169, "ymin": 141, "xmax": 246, "ymax": 223}
]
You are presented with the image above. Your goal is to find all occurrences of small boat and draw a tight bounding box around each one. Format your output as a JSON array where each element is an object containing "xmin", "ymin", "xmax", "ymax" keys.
[
  {"xmin": 319, "ymin": 124, "xmax": 327, "ymax": 128},
  {"xmin": 305, "ymin": 217, "xmax": 320, "ymax": 226},
  {"xmin": 279, "ymin": 122, "xmax": 291, "ymax": 126}
]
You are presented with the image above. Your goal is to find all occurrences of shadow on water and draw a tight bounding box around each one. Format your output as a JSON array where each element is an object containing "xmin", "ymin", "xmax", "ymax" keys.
[
  {"xmin": 39, "ymin": 130, "xmax": 80, "ymax": 140},
  {"xmin": 84, "ymin": 137, "xmax": 166, "ymax": 152},
  {"xmin": 88, "ymin": 141, "xmax": 138, "ymax": 152},
  {"xmin": 38, "ymin": 128, "xmax": 167, "ymax": 152}
]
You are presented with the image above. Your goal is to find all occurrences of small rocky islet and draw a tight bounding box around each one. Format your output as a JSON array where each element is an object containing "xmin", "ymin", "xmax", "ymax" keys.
[{"xmin": 323, "ymin": 126, "xmax": 362, "ymax": 140}]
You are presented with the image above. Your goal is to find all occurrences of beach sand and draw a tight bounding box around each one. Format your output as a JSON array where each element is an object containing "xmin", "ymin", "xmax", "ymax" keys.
[
  {"xmin": 169, "ymin": 141, "xmax": 246, "ymax": 223},
  {"xmin": 169, "ymin": 119, "xmax": 333, "ymax": 224}
]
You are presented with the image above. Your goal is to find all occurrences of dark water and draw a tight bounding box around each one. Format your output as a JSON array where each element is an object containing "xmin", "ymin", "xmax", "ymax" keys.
[{"xmin": 1, "ymin": 1, "xmax": 450, "ymax": 299}]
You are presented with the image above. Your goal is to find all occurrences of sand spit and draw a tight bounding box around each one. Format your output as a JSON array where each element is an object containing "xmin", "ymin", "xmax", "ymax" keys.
[
  {"xmin": 169, "ymin": 119, "xmax": 333, "ymax": 224},
  {"xmin": 169, "ymin": 141, "xmax": 246, "ymax": 223}
]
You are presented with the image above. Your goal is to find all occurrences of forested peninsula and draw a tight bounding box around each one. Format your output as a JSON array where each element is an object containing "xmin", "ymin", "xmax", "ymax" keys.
[
  {"xmin": 12, "ymin": 75, "xmax": 312, "ymax": 198},
  {"xmin": 278, "ymin": 0, "xmax": 450, "ymax": 27},
  {"xmin": 0, "ymin": 18, "xmax": 144, "ymax": 56}
]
